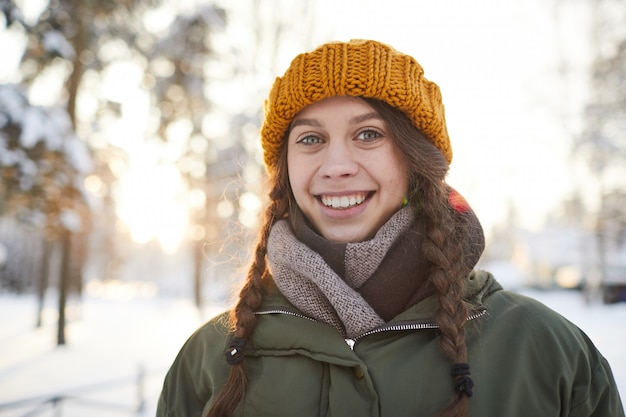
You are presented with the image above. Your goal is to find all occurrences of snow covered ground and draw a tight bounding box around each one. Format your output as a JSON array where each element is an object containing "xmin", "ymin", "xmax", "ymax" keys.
[{"xmin": 0, "ymin": 281, "xmax": 624, "ymax": 417}]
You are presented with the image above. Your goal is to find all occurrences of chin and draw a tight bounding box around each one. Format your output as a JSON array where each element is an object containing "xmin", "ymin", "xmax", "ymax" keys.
[{"xmin": 323, "ymin": 230, "xmax": 371, "ymax": 244}]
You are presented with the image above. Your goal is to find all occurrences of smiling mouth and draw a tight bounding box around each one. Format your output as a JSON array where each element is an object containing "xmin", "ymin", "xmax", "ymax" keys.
[{"xmin": 319, "ymin": 193, "xmax": 370, "ymax": 209}]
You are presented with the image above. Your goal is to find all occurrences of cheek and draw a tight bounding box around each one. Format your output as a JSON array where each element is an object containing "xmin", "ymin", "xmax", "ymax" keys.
[
  {"xmin": 397, "ymin": 168, "xmax": 410, "ymax": 192},
  {"xmin": 386, "ymin": 177, "xmax": 409, "ymax": 202},
  {"xmin": 287, "ymin": 159, "xmax": 306, "ymax": 199},
  {"xmin": 287, "ymin": 151, "xmax": 297, "ymax": 184},
  {"xmin": 381, "ymin": 156, "xmax": 409, "ymax": 195}
]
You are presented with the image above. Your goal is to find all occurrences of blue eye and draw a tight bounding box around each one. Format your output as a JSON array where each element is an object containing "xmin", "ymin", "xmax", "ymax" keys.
[
  {"xmin": 357, "ymin": 129, "xmax": 382, "ymax": 141},
  {"xmin": 297, "ymin": 135, "xmax": 323, "ymax": 145}
]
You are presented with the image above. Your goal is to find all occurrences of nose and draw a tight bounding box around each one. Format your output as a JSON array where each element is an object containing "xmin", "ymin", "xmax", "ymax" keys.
[{"xmin": 318, "ymin": 141, "xmax": 359, "ymax": 179}]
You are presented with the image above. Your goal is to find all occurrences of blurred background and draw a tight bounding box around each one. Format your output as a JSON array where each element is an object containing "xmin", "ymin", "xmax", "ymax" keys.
[{"xmin": 0, "ymin": 0, "xmax": 625, "ymax": 416}]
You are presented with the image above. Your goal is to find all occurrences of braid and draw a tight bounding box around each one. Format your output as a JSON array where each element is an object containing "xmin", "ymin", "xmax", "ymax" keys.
[
  {"xmin": 364, "ymin": 98, "xmax": 475, "ymax": 417},
  {"xmin": 420, "ymin": 182, "xmax": 471, "ymax": 417},
  {"xmin": 207, "ymin": 146, "xmax": 290, "ymax": 417}
]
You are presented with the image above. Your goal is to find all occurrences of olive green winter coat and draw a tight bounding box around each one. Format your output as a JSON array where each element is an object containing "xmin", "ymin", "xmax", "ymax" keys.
[{"xmin": 157, "ymin": 271, "xmax": 625, "ymax": 417}]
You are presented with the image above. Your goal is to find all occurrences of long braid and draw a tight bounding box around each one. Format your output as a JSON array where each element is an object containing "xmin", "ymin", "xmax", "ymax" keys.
[
  {"xmin": 420, "ymin": 182, "xmax": 472, "ymax": 417},
  {"xmin": 365, "ymin": 98, "xmax": 475, "ymax": 417},
  {"xmin": 207, "ymin": 147, "xmax": 290, "ymax": 417}
]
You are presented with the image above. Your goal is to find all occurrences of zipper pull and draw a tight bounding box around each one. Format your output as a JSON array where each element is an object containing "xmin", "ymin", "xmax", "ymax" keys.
[{"xmin": 345, "ymin": 338, "xmax": 355, "ymax": 350}]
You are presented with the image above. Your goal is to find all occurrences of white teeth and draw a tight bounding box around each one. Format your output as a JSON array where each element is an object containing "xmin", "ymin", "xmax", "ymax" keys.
[{"xmin": 321, "ymin": 194, "xmax": 366, "ymax": 209}]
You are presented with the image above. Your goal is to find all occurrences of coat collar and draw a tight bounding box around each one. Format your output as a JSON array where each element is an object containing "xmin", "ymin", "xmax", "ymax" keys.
[
  {"xmin": 247, "ymin": 272, "xmax": 499, "ymax": 365},
  {"xmin": 257, "ymin": 270, "xmax": 501, "ymax": 327}
]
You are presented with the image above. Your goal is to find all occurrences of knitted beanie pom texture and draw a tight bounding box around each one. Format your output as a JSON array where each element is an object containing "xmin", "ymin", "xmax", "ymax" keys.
[{"xmin": 260, "ymin": 39, "xmax": 452, "ymax": 172}]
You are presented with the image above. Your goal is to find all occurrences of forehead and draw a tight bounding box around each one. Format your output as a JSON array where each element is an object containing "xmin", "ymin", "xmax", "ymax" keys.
[{"xmin": 290, "ymin": 96, "xmax": 380, "ymax": 125}]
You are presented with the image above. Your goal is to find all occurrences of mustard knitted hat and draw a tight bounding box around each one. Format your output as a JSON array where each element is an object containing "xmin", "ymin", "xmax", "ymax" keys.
[{"xmin": 260, "ymin": 39, "xmax": 451, "ymax": 172}]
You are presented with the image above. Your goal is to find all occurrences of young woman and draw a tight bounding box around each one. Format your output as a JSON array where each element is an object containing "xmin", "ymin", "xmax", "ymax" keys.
[{"xmin": 157, "ymin": 39, "xmax": 624, "ymax": 417}]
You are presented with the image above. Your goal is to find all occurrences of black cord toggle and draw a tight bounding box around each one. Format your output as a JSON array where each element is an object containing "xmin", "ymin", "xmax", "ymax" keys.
[
  {"xmin": 451, "ymin": 363, "xmax": 474, "ymax": 397},
  {"xmin": 225, "ymin": 337, "xmax": 247, "ymax": 365}
]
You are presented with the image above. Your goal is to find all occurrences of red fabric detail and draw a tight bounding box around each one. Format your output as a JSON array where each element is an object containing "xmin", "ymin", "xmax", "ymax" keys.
[{"xmin": 448, "ymin": 189, "xmax": 470, "ymax": 214}]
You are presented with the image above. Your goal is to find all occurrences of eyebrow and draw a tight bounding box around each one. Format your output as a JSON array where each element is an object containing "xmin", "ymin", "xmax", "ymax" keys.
[
  {"xmin": 290, "ymin": 112, "xmax": 383, "ymax": 129},
  {"xmin": 350, "ymin": 112, "xmax": 383, "ymax": 124},
  {"xmin": 290, "ymin": 118, "xmax": 322, "ymax": 129}
]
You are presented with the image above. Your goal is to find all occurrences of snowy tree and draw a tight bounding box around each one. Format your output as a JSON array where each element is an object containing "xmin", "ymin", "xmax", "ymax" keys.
[
  {"xmin": 0, "ymin": 83, "xmax": 92, "ymax": 341},
  {"xmin": 587, "ymin": 25, "xmax": 626, "ymax": 165},
  {"xmin": 2, "ymin": 0, "xmax": 235, "ymax": 309},
  {"xmin": 0, "ymin": 84, "xmax": 91, "ymax": 226},
  {"xmin": 576, "ymin": 0, "xmax": 626, "ymax": 296},
  {"xmin": 0, "ymin": 0, "xmax": 150, "ymax": 344}
]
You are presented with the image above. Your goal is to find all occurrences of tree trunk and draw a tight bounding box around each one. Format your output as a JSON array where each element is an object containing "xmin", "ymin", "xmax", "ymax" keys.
[
  {"xmin": 57, "ymin": 229, "xmax": 71, "ymax": 346},
  {"xmin": 66, "ymin": 0, "xmax": 86, "ymax": 128},
  {"xmin": 36, "ymin": 239, "xmax": 52, "ymax": 328}
]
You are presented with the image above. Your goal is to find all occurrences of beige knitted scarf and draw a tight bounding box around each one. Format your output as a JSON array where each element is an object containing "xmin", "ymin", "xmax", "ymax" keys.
[{"xmin": 267, "ymin": 207, "xmax": 416, "ymax": 338}]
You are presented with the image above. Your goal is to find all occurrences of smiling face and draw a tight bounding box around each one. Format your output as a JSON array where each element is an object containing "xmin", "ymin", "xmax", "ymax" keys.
[{"xmin": 287, "ymin": 96, "xmax": 409, "ymax": 243}]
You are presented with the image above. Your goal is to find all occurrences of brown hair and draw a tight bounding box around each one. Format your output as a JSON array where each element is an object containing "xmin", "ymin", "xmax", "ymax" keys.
[{"xmin": 208, "ymin": 98, "xmax": 474, "ymax": 417}]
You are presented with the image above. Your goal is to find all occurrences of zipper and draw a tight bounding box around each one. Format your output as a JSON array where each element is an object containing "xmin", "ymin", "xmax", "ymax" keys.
[
  {"xmin": 255, "ymin": 307, "xmax": 317, "ymax": 322},
  {"xmin": 346, "ymin": 308, "xmax": 487, "ymax": 350},
  {"xmin": 256, "ymin": 306, "xmax": 487, "ymax": 351}
]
